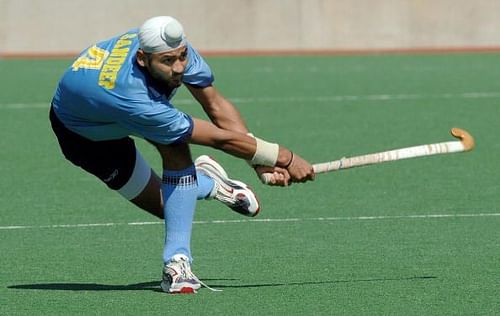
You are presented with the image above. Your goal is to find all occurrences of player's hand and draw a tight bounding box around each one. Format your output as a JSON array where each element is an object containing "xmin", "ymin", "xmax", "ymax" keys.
[
  {"xmin": 285, "ymin": 153, "xmax": 315, "ymax": 183},
  {"xmin": 254, "ymin": 166, "xmax": 291, "ymax": 186}
]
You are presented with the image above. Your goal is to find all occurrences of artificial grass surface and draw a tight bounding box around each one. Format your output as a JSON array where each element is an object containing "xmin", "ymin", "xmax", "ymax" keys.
[{"xmin": 1, "ymin": 52, "xmax": 499, "ymax": 315}]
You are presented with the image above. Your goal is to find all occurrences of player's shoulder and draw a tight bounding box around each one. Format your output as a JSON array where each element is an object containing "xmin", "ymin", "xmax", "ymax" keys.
[
  {"xmin": 185, "ymin": 42, "xmax": 204, "ymax": 67},
  {"xmin": 183, "ymin": 42, "xmax": 214, "ymax": 87}
]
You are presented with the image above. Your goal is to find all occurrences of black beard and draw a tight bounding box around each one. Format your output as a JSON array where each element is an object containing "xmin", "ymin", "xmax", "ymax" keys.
[{"xmin": 167, "ymin": 79, "xmax": 182, "ymax": 89}]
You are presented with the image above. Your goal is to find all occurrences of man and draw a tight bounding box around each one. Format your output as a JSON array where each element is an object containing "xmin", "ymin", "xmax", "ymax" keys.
[{"xmin": 50, "ymin": 16, "xmax": 314, "ymax": 294}]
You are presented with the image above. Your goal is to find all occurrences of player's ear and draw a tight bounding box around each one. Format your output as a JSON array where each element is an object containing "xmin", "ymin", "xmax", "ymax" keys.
[{"xmin": 136, "ymin": 49, "xmax": 147, "ymax": 67}]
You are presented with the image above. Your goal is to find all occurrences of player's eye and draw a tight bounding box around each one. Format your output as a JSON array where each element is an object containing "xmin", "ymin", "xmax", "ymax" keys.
[
  {"xmin": 162, "ymin": 57, "xmax": 175, "ymax": 64},
  {"xmin": 179, "ymin": 51, "xmax": 188, "ymax": 61}
]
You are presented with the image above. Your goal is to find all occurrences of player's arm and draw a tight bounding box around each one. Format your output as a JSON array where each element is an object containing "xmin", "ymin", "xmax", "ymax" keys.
[
  {"xmin": 187, "ymin": 84, "xmax": 293, "ymax": 185},
  {"xmin": 186, "ymin": 84, "xmax": 248, "ymax": 133},
  {"xmin": 189, "ymin": 118, "xmax": 314, "ymax": 183}
]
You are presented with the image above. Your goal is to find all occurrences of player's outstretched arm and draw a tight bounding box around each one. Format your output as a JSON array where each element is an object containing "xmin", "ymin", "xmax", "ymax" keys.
[
  {"xmin": 190, "ymin": 118, "xmax": 314, "ymax": 183},
  {"xmin": 187, "ymin": 85, "xmax": 308, "ymax": 186},
  {"xmin": 187, "ymin": 85, "xmax": 248, "ymax": 133}
]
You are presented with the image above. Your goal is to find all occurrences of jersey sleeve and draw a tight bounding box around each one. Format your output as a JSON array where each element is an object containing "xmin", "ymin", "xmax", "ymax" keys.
[
  {"xmin": 115, "ymin": 99, "xmax": 194, "ymax": 145},
  {"xmin": 182, "ymin": 43, "xmax": 214, "ymax": 88}
]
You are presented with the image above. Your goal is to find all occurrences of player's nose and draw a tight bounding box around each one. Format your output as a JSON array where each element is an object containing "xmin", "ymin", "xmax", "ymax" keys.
[{"xmin": 172, "ymin": 60, "xmax": 185, "ymax": 74}]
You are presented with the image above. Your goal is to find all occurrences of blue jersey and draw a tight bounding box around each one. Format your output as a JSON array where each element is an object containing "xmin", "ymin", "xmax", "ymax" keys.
[{"xmin": 52, "ymin": 28, "xmax": 214, "ymax": 144}]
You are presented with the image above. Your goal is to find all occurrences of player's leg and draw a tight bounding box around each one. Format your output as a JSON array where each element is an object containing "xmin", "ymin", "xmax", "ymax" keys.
[
  {"xmin": 129, "ymin": 155, "xmax": 261, "ymax": 218},
  {"xmin": 129, "ymin": 170, "xmax": 163, "ymax": 218},
  {"xmin": 129, "ymin": 163, "xmax": 216, "ymax": 219},
  {"xmin": 50, "ymin": 108, "xmax": 201, "ymax": 293},
  {"xmin": 106, "ymin": 148, "xmax": 214, "ymax": 220},
  {"xmin": 50, "ymin": 106, "xmax": 164, "ymax": 217},
  {"xmin": 154, "ymin": 141, "xmax": 197, "ymax": 261},
  {"xmin": 153, "ymin": 141, "xmax": 202, "ymax": 293}
]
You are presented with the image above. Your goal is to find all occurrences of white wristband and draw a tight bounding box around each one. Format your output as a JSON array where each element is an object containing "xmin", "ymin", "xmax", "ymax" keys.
[
  {"xmin": 246, "ymin": 133, "xmax": 256, "ymax": 167},
  {"xmin": 251, "ymin": 137, "xmax": 279, "ymax": 166}
]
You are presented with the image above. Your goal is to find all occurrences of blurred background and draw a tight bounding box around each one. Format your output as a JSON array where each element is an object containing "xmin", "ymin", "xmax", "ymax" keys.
[{"xmin": 1, "ymin": 0, "xmax": 499, "ymax": 56}]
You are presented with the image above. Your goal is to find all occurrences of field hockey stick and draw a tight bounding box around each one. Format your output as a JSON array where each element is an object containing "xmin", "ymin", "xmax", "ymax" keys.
[{"xmin": 261, "ymin": 128, "xmax": 474, "ymax": 184}]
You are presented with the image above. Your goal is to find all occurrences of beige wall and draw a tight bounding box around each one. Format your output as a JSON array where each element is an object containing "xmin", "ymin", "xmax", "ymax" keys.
[{"xmin": 1, "ymin": 0, "xmax": 499, "ymax": 55}]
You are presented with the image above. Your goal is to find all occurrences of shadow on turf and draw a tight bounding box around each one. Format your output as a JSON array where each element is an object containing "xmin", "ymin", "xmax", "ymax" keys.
[
  {"xmin": 8, "ymin": 276, "xmax": 436, "ymax": 292},
  {"xmin": 208, "ymin": 276, "xmax": 437, "ymax": 289},
  {"xmin": 8, "ymin": 281, "xmax": 161, "ymax": 291}
]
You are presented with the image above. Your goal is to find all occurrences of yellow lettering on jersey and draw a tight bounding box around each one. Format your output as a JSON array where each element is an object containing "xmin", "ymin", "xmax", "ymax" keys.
[
  {"xmin": 110, "ymin": 48, "xmax": 129, "ymax": 57},
  {"xmin": 98, "ymin": 33, "xmax": 137, "ymax": 90},
  {"xmin": 98, "ymin": 72, "xmax": 116, "ymax": 89},
  {"xmin": 99, "ymin": 79, "xmax": 115, "ymax": 90},
  {"xmin": 101, "ymin": 64, "xmax": 121, "ymax": 73},
  {"xmin": 72, "ymin": 46, "xmax": 109, "ymax": 71},
  {"xmin": 120, "ymin": 33, "xmax": 137, "ymax": 40},
  {"xmin": 115, "ymin": 39, "xmax": 132, "ymax": 48},
  {"xmin": 106, "ymin": 57, "xmax": 126, "ymax": 65}
]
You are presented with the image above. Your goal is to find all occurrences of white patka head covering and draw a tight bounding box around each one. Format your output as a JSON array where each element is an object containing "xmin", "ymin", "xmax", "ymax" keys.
[{"xmin": 138, "ymin": 16, "xmax": 187, "ymax": 53}]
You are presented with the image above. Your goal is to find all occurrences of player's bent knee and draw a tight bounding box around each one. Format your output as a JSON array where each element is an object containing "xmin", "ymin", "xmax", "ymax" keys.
[
  {"xmin": 153, "ymin": 141, "xmax": 193, "ymax": 170},
  {"xmin": 130, "ymin": 172, "xmax": 164, "ymax": 219},
  {"xmin": 118, "ymin": 150, "xmax": 151, "ymax": 200}
]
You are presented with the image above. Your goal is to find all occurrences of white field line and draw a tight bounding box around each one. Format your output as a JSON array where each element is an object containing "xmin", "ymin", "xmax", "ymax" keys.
[
  {"xmin": 226, "ymin": 91, "xmax": 500, "ymax": 105},
  {"xmin": 2, "ymin": 91, "xmax": 500, "ymax": 109},
  {"xmin": 1, "ymin": 213, "xmax": 499, "ymax": 231}
]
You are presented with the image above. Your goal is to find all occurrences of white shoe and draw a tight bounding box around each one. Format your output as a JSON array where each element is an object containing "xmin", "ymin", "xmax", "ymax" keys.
[
  {"xmin": 160, "ymin": 254, "xmax": 221, "ymax": 294},
  {"xmin": 161, "ymin": 254, "xmax": 201, "ymax": 294},
  {"xmin": 195, "ymin": 155, "xmax": 261, "ymax": 217}
]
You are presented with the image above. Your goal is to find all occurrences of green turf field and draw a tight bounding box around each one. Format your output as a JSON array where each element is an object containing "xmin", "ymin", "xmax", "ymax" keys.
[{"xmin": 1, "ymin": 53, "xmax": 499, "ymax": 315}]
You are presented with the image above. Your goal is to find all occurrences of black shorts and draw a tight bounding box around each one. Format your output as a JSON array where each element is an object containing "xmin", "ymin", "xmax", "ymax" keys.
[{"xmin": 49, "ymin": 106, "xmax": 136, "ymax": 190}]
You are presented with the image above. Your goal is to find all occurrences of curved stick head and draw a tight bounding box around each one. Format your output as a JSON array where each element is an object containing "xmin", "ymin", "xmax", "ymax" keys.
[{"xmin": 451, "ymin": 128, "xmax": 475, "ymax": 151}]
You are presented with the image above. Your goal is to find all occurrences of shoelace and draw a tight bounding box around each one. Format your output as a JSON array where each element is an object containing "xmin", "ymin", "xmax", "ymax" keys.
[{"xmin": 178, "ymin": 260, "xmax": 222, "ymax": 292}]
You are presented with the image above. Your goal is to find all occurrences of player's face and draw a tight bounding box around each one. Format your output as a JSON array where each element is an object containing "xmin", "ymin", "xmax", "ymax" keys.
[{"xmin": 142, "ymin": 46, "xmax": 188, "ymax": 88}]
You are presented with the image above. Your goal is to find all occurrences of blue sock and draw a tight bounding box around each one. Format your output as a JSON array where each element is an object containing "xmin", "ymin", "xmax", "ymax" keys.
[
  {"xmin": 197, "ymin": 172, "xmax": 215, "ymax": 200},
  {"xmin": 162, "ymin": 165, "xmax": 198, "ymax": 263}
]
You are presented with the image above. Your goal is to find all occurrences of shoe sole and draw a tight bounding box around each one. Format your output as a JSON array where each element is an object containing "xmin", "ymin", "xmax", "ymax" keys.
[
  {"xmin": 161, "ymin": 280, "xmax": 200, "ymax": 294},
  {"xmin": 230, "ymin": 179, "xmax": 261, "ymax": 217}
]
